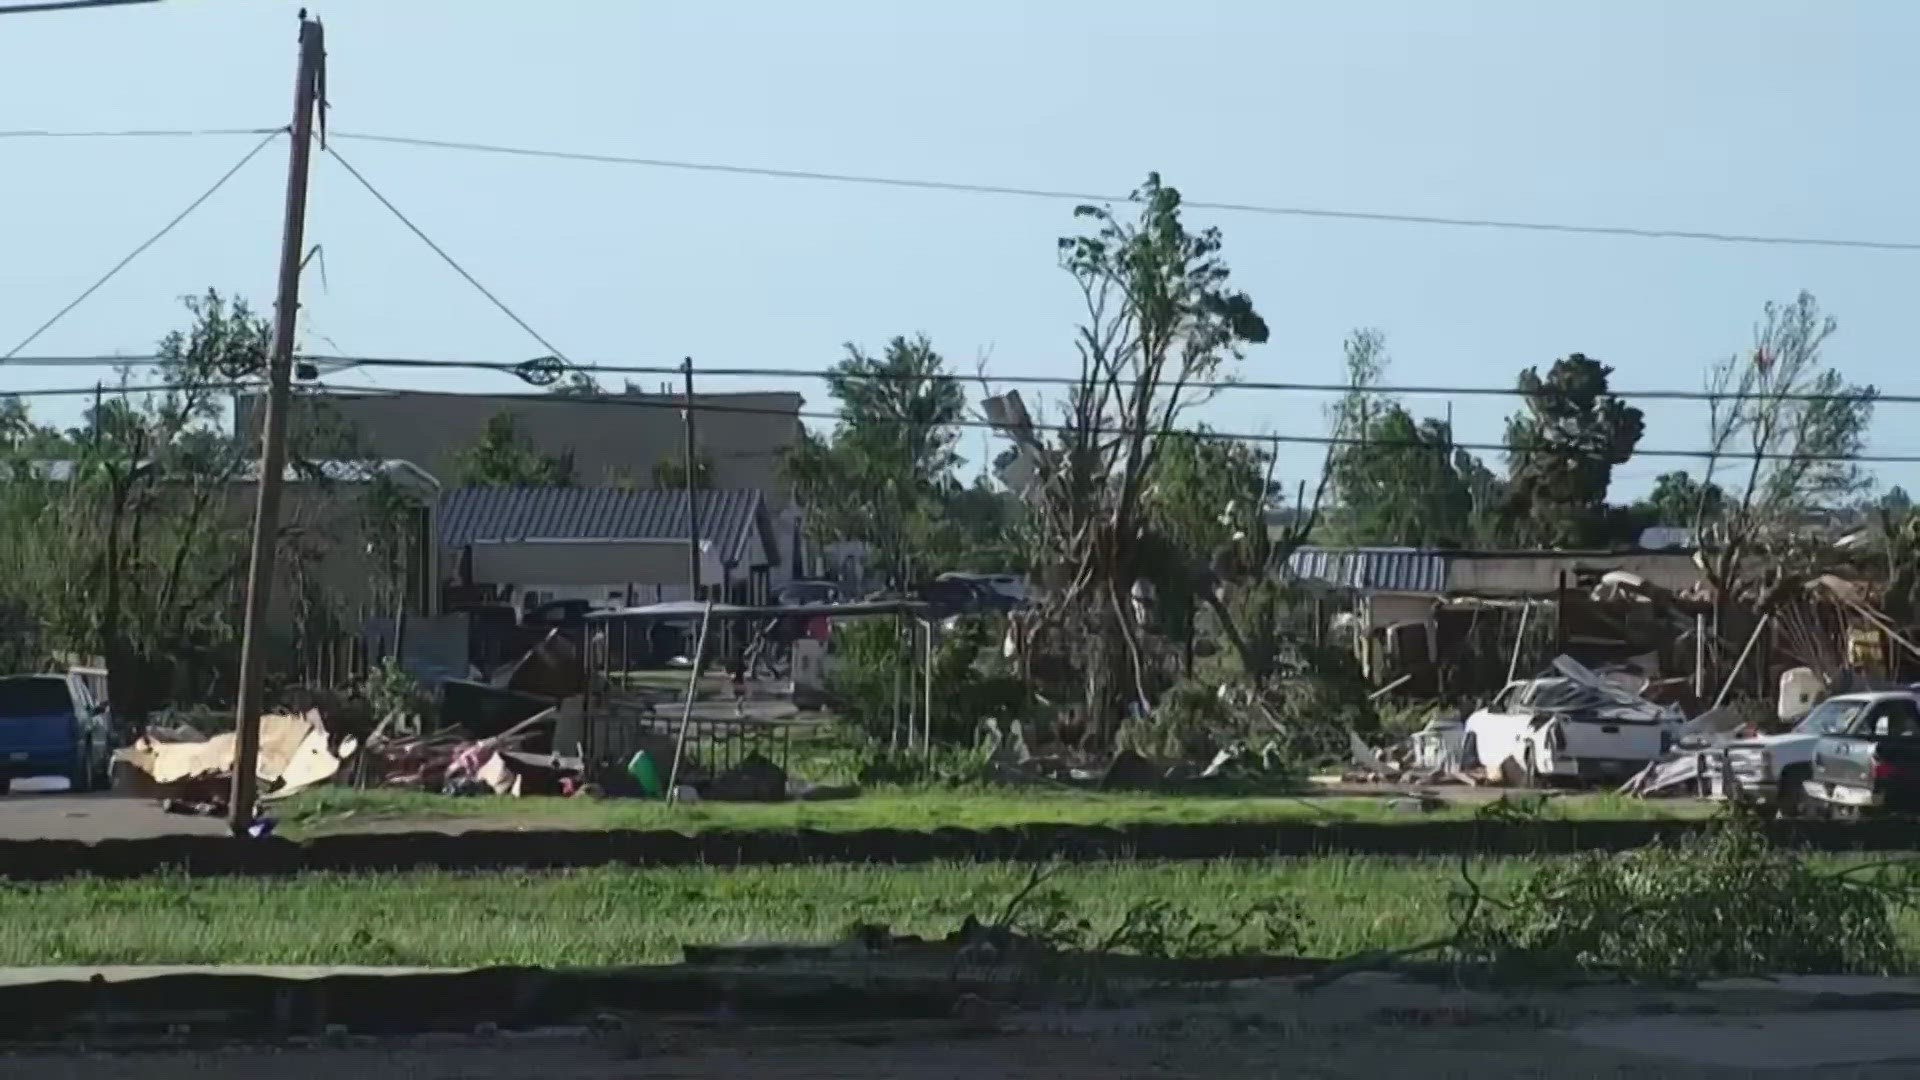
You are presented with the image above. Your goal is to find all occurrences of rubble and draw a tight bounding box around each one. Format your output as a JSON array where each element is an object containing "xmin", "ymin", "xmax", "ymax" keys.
[
  {"xmin": 111, "ymin": 711, "xmax": 357, "ymax": 804},
  {"xmin": 1345, "ymin": 654, "xmax": 1696, "ymax": 793}
]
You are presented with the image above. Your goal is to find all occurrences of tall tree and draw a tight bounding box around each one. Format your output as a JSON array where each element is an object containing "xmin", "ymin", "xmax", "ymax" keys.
[
  {"xmin": 1009, "ymin": 173, "xmax": 1269, "ymax": 735},
  {"xmin": 1504, "ymin": 353, "xmax": 1645, "ymax": 546},
  {"xmin": 1322, "ymin": 332, "xmax": 1499, "ymax": 548},
  {"xmin": 0, "ymin": 290, "xmax": 351, "ymax": 727},
  {"xmin": 450, "ymin": 412, "xmax": 575, "ymax": 487},
  {"xmin": 781, "ymin": 334, "xmax": 965, "ymax": 587},
  {"xmin": 1695, "ymin": 292, "xmax": 1875, "ymax": 609}
]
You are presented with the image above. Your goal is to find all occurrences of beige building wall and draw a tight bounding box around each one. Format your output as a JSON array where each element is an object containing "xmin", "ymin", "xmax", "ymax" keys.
[
  {"xmin": 237, "ymin": 390, "xmax": 805, "ymax": 506},
  {"xmin": 1444, "ymin": 551, "xmax": 1701, "ymax": 596}
]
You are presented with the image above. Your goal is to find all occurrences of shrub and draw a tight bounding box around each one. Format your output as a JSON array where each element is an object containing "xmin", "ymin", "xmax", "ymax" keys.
[
  {"xmin": 1459, "ymin": 818, "xmax": 1906, "ymax": 981},
  {"xmin": 827, "ymin": 615, "xmax": 1027, "ymax": 747}
]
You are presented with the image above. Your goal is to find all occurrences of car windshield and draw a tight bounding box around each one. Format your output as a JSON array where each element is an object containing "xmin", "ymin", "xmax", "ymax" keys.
[
  {"xmin": 0, "ymin": 678, "xmax": 72, "ymax": 719},
  {"xmin": 1795, "ymin": 699, "xmax": 1869, "ymax": 736}
]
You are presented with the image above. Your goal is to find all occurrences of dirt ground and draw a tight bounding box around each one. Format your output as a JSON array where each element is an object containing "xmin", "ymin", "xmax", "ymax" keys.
[{"xmin": 11, "ymin": 1020, "xmax": 1920, "ymax": 1079}]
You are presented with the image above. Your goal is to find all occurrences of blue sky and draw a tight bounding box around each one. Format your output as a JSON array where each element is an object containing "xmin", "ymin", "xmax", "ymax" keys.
[{"xmin": 2, "ymin": 0, "xmax": 1913, "ymax": 499}]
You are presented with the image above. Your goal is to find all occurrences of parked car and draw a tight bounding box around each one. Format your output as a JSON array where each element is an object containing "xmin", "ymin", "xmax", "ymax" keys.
[
  {"xmin": 0, "ymin": 672, "xmax": 110, "ymax": 790},
  {"xmin": 916, "ymin": 576, "xmax": 1015, "ymax": 615},
  {"xmin": 777, "ymin": 579, "xmax": 843, "ymax": 607},
  {"xmin": 1802, "ymin": 692, "xmax": 1920, "ymax": 815},
  {"xmin": 1710, "ymin": 692, "xmax": 1895, "ymax": 813},
  {"xmin": 1462, "ymin": 668, "xmax": 1674, "ymax": 785},
  {"xmin": 937, "ymin": 571, "xmax": 1028, "ymax": 606},
  {"xmin": 524, "ymin": 598, "xmax": 596, "ymax": 628}
]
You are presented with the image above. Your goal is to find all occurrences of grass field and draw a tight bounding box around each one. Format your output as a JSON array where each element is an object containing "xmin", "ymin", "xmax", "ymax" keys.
[
  {"xmin": 276, "ymin": 785, "xmax": 1717, "ymax": 836},
  {"xmin": 0, "ymin": 858, "xmax": 1533, "ymax": 967}
]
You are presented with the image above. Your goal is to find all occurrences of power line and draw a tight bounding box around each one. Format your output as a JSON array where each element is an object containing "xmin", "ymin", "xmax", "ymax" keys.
[
  {"xmin": 3, "ymin": 376, "xmax": 1913, "ymax": 463},
  {"xmin": 278, "ymin": 379, "xmax": 1920, "ymax": 465},
  {"xmin": 263, "ymin": 354, "xmax": 1920, "ymax": 408},
  {"xmin": 333, "ymin": 130, "xmax": 1920, "ymax": 254},
  {"xmin": 0, "ymin": 126, "xmax": 279, "ymax": 139},
  {"xmin": 0, "ymin": 0, "xmax": 160, "ymax": 15},
  {"xmin": 323, "ymin": 146, "xmax": 577, "ymax": 367},
  {"xmin": 5, "ymin": 351, "xmax": 1908, "ymax": 408},
  {"xmin": 1, "ymin": 130, "xmax": 283, "ymax": 361},
  {"xmin": 0, "ymin": 380, "xmax": 253, "ymax": 399}
]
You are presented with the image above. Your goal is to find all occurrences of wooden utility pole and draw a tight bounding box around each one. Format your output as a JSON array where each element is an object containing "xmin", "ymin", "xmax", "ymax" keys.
[
  {"xmin": 230, "ymin": 13, "xmax": 325, "ymax": 836},
  {"xmin": 682, "ymin": 356, "xmax": 703, "ymax": 600}
]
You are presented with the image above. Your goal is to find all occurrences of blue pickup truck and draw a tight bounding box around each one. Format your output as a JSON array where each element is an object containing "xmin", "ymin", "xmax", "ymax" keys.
[{"xmin": 0, "ymin": 672, "xmax": 111, "ymax": 790}]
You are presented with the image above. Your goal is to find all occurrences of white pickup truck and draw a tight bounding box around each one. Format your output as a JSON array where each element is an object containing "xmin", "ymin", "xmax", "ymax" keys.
[
  {"xmin": 1460, "ymin": 659, "xmax": 1680, "ymax": 785},
  {"xmin": 1710, "ymin": 691, "xmax": 1920, "ymax": 812}
]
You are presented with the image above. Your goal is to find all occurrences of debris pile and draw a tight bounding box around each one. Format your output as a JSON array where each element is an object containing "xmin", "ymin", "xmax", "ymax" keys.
[
  {"xmin": 1345, "ymin": 655, "xmax": 1689, "ymax": 791},
  {"xmin": 110, "ymin": 710, "xmax": 356, "ymax": 811}
]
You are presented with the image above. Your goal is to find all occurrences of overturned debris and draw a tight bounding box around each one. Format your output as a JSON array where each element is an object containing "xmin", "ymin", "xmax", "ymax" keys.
[{"xmin": 110, "ymin": 711, "xmax": 355, "ymax": 803}]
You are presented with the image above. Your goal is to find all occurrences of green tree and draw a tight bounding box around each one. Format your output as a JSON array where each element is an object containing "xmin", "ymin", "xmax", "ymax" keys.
[
  {"xmin": 1695, "ymin": 292, "xmax": 1875, "ymax": 609},
  {"xmin": 781, "ymin": 334, "xmax": 965, "ymax": 587},
  {"xmin": 450, "ymin": 411, "xmax": 575, "ymax": 487},
  {"xmin": 1635, "ymin": 470, "xmax": 1724, "ymax": 529},
  {"xmin": 1322, "ymin": 332, "xmax": 1501, "ymax": 547},
  {"xmin": 1015, "ymin": 173, "xmax": 1269, "ymax": 734},
  {"xmin": 1504, "ymin": 353, "xmax": 1645, "ymax": 546},
  {"xmin": 0, "ymin": 290, "xmax": 352, "ymax": 727}
]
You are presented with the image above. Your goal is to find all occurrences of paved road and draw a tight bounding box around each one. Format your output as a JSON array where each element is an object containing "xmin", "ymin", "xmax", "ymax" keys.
[{"xmin": 0, "ymin": 792, "xmax": 227, "ymax": 841}]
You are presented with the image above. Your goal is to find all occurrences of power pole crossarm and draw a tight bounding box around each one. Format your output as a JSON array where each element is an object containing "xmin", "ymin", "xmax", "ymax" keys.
[{"xmin": 230, "ymin": 14, "xmax": 324, "ymax": 836}]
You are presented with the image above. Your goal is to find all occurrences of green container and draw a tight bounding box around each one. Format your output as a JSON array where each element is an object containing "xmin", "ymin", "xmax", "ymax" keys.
[{"xmin": 627, "ymin": 749, "xmax": 663, "ymax": 798}]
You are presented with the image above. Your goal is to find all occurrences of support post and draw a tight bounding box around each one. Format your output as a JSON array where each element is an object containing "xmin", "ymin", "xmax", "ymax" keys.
[
  {"xmin": 230, "ymin": 14, "xmax": 324, "ymax": 836},
  {"xmin": 681, "ymin": 356, "xmax": 702, "ymax": 600}
]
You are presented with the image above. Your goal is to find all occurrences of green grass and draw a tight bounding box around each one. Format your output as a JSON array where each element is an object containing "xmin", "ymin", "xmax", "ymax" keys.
[
  {"xmin": 276, "ymin": 785, "xmax": 1716, "ymax": 837},
  {"xmin": 0, "ymin": 858, "xmax": 1517, "ymax": 967},
  {"xmin": 7, "ymin": 853, "xmax": 1915, "ymax": 969}
]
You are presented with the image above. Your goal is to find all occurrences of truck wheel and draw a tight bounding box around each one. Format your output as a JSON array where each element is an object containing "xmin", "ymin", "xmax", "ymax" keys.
[
  {"xmin": 1520, "ymin": 745, "xmax": 1544, "ymax": 789},
  {"xmin": 1775, "ymin": 766, "xmax": 1810, "ymax": 818}
]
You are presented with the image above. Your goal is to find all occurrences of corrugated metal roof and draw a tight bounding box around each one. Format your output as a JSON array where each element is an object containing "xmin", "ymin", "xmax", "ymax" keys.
[
  {"xmin": 438, "ymin": 487, "xmax": 768, "ymax": 564},
  {"xmin": 1286, "ymin": 545, "xmax": 1450, "ymax": 594}
]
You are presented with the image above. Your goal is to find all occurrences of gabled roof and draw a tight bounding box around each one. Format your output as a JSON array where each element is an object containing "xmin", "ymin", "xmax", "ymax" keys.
[{"xmin": 437, "ymin": 487, "xmax": 778, "ymax": 567}]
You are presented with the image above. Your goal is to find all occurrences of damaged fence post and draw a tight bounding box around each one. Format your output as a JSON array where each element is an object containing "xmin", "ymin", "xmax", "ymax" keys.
[
  {"xmin": 666, "ymin": 600, "xmax": 714, "ymax": 799},
  {"xmin": 1713, "ymin": 613, "xmax": 1771, "ymax": 712}
]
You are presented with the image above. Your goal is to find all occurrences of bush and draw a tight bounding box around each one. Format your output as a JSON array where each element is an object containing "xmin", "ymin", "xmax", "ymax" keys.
[
  {"xmin": 826, "ymin": 615, "xmax": 1027, "ymax": 746},
  {"xmin": 1459, "ymin": 818, "xmax": 1906, "ymax": 981},
  {"xmin": 1116, "ymin": 678, "xmax": 1235, "ymax": 760}
]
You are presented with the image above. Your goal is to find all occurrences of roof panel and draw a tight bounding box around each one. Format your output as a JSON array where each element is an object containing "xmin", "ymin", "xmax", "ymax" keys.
[
  {"xmin": 438, "ymin": 487, "xmax": 764, "ymax": 558},
  {"xmin": 1286, "ymin": 545, "xmax": 1449, "ymax": 594}
]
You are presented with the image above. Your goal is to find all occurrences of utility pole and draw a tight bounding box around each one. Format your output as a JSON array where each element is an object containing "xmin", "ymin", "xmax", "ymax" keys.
[
  {"xmin": 682, "ymin": 356, "xmax": 703, "ymax": 600},
  {"xmin": 230, "ymin": 13, "xmax": 325, "ymax": 836}
]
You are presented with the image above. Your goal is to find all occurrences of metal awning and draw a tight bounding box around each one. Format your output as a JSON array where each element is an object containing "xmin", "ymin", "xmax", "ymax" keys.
[{"xmin": 586, "ymin": 599, "xmax": 932, "ymax": 621}]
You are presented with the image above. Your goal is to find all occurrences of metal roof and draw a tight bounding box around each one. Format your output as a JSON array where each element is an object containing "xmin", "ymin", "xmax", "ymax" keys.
[
  {"xmin": 1285, "ymin": 545, "xmax": 1450, "ymax": 594},
  {"xmin": 438, "ymin": 487, "xmax": 772, "ymax": 565},
  {"xmin": 21, "ymin": 457, "xmax": 438, "ymax": 490},
  {"xmin": 588, "ymin": 599, "xmax": 931, "ymax": 621}
]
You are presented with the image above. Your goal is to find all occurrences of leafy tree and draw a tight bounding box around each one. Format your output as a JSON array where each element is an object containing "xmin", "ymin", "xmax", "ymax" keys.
[
  {"xmin": 781, "ymin": 334, "xmax": 965, "ymax": 587},
  {"xmin": 1878, "ymin": 485, "xmax": 1912, "ymax": 517},
  {"xmin": 450, "ymin": 411, "xmax": 575, "ymax": 487},
  {"xmin": 1635, "ymin": 470, "xmax": 1724, "ymax": 529},
  {"xmin": 1010, "ymin": 173, "xmax": 1269, "ymax": 735},
  {"xmin": 1694, "ymin": 292, "xmax": 1875, "ymax": 609},
  {"xmin": 0, "ymin": 290, "xmax": 353, "ymax": 727},
  {"xmin": 1503, "ymin": 353, "xmax": 1645, "ymax": 546},
  {"xmin": 1322, "ymin": 332, "xmax": 1501, "ymax": 548},
  {"xmin": 1147, "ymin": 429, "xmax": 1273, "ymax": 565}
]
